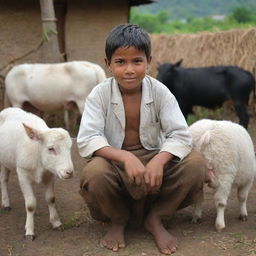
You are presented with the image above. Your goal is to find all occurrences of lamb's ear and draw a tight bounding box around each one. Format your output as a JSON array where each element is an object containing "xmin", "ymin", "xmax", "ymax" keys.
[{"xmin": 22, "ymin": 123, "xmax": 41, "ymax": 141}]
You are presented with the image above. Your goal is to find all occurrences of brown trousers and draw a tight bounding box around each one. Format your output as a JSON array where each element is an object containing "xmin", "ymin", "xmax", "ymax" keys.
[{"xmin": 79, "ymin": 149, "xmax": 206, "ymax": 224}]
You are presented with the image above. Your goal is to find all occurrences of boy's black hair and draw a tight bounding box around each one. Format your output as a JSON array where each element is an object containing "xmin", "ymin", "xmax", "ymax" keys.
[{"xmin": 105, "ymin": 24, "xmax": 151, "ymax": 61}]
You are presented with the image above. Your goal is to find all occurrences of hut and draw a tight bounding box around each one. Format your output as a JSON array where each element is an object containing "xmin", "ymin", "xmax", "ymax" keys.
[{"xmin": 0, "ymin": 0, "xmax": 157, "ymax": 76}]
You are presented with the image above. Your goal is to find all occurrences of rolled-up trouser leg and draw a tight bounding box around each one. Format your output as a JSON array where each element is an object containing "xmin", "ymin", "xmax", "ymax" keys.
[
  {"xmin": 80, "ymin": 156, "xmax": 130, "ymax": 224},
  {"xmin": 150, "ymin": 150, "xmax": 206, "ymax": 218}
]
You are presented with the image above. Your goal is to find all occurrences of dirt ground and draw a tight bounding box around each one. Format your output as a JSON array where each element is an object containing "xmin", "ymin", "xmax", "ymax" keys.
[{"xmin": 0, "ymin": 112, "xmax": 256, "ymax": 256}]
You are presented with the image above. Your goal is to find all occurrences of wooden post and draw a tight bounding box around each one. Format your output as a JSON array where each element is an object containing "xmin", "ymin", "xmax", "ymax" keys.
[{"xmin": 40, "ymin": 0, "xmax": 63, "ymax": 62}]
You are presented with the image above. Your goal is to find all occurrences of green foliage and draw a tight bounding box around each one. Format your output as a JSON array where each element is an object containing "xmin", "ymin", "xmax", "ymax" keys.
[
  {"xmin": 187, "ymin": 107, "xmax": 226, "ymax": 125},
  {"xmin": 130, "ymin": 6, "xmax": 256, "ymax": 34},
  {"xmin": 136, "ymin": 0, "xmax": 256, "ymax": 21},
  {"xmin": 130, "ymin": 9, "xmax": 170, "ymax": 33},
  {"xmin": 230, "ymin": 7, "xmax": 255, "ymax": 23},
  {"xmin": 157, "ymin": 10, "xmax": 170, "ymax": 24}
]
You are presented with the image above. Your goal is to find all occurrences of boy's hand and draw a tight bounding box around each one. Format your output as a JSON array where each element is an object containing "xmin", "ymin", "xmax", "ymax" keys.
[
  {"xmin": 123, "ymin": 152, "xmax": 146, "ymax": 187},
  {"xmin": 144, "ymin": 151, "xmax": 173, "ymax": 193},
  {"xmin": 144, "ymin": 159, "xmax": 164, "ymax": 193}
]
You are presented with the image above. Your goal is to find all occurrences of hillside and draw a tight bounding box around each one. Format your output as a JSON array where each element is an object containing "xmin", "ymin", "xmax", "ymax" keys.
[{"xmin": 136, "ymin": 0, "xmax": 256, "ymax": 20}]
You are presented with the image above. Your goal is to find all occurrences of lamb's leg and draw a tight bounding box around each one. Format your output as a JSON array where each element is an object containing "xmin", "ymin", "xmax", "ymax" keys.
[
  {"xmin": 44, "ymin": 175, "xmax": 62, "ymax": 229},
  {"xmin": 63, "ymin": 109, "xmax": 70, "ymax": 132},
  {"xmin": 214, "ymin": 182, "xmax": 232, "ymax": 232},
  {"xmin": 76, "ymin": 101, "xmax": 84, "ymax": 117},
  {"xmin": 0, "ymin": 166, "xmax": 11, "ymax": 210},
  {"xmin": 192, "ymin": 188, "xmax": 204, "ymax": 223},
  {"xmin": 237, "ymin": 181, "xmax": 253, "ymax": 221},
  {"xmin": 65, "ymin": 101, "xmax": 80, "ymax": 134},
  {"xmin": 64, "ymin": 101, "xmax": 79, "ymax": 132},
  {"xmin": 17, "ymin": 169, "xmax": 36, "ymax": 240}
]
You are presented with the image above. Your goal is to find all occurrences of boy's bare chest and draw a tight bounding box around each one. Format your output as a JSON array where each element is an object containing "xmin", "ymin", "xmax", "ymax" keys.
[{"xmin": 122, "ymin": 94, "xmax": 141, "ymax": 129}]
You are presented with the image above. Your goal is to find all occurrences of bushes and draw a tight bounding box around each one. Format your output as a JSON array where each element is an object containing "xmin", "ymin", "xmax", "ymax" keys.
[
  {"xmin": 130, "ymin": 9, "xmax": 169, "ymax": 33},
  {"xmin": 130, "ymin": 7, "xmax": 256, "ymax": 34},
  {"xmin": 230, "ymin": 7, "xmax": 256, "ymax": 23}
]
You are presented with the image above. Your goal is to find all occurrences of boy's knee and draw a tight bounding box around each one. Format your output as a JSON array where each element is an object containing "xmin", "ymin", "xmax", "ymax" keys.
[
  {"xmin": 186, "ymin": 151, "xmax": 207, "ymax": 173},
  {"xmin": 180, "ymin": 151, "xmax": 207, "ymax": 185},
  {"xmin": 80, "ymin": 156, "xmax": 112, "ymax": 188},
  {"xmin": 79, "ymin": 160, "xmax": 110, "ymax": 206},
  {"xmin": 188, "ymin": 150, "xmax": 206, "ymax": 163}
]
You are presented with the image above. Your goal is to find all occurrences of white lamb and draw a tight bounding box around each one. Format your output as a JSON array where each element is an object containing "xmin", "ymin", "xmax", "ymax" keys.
[
  {"xmin": 0, "ymin": 107, "xmax": 74, "ymax": 240},
  {"xmin": 189, "ymin": 119, "xmax": 256, "ymax": 231}
]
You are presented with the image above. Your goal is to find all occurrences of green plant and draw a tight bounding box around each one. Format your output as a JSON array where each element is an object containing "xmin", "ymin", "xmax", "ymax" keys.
[
  {"xmin": 230, "ymin": 7, "xmax": 254, "ymax": 23},
  {"xmin": 130, "ymin": 9, "xmax": 170, "ymax": 33},
  {"xmin": 130, "ymin": 7, "xmax": 256, "ymax": 34}
]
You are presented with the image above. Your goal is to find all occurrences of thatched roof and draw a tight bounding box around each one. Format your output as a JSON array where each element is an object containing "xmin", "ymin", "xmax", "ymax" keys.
[{"xmin": 129, "ymin": 0, "xmax": 158, "ymax": 7}]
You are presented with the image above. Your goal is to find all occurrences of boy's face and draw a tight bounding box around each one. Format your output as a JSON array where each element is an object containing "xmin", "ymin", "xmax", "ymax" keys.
[{"xmin": 105, "ymin": 46, "xmax": 151, "ymax": 93}]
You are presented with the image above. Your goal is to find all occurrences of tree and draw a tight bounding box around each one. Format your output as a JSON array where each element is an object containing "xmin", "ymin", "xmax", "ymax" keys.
[
  {"xmin": 157, "ymin": 10, "xmax": 169, "ymax": 24},
  {"xmin": 40, "ymin": 0, "xmax": 63, "ymax": 62},
  {"xmin": 230, "ymin": 7, "xmax": 253, "ymax": 23},
  {"xmin": 130, "ymin": 9, "xmax": 171, "ymax": 33}
]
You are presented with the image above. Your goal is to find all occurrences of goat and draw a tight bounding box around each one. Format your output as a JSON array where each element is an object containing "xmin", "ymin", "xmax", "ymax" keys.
[{"xmin": 0, "ymin": 107, "xmax": 74, "ymax": 240}]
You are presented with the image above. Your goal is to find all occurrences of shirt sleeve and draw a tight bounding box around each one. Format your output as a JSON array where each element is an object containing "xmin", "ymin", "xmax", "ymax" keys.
[
  {"xmin": 159, "ymin": 87, "xmax": 192, "ymax": 160},
  {"xmin": 77, "ymin": 89, "xmax": 110, "ymax": 158}
]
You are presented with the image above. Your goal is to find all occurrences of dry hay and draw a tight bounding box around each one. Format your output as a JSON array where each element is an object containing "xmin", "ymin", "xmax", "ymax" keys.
[{"xmin": 149, "ymin": 27, "xmax": 256, "ymax": 79}]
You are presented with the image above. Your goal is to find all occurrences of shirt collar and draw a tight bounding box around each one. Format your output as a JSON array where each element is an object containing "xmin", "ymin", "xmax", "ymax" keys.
[{"xmin": 111, "ymin": 75, "xmax": 154, "ymax": 105}]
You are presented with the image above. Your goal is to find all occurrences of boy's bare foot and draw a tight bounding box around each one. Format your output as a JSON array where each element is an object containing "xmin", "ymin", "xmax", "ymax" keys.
[
  {"xmin": 100, "ymin": 223, "xmax": 126, "ymax": 252},
  {"xmin": 144, "ymin": 211, "xmax": 177, "ymax": 255}
]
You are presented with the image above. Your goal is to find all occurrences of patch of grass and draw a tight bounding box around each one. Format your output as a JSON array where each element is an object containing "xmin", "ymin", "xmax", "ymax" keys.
[
  {"xmin": 193, "ymin": 232, "xmax": 211, "ymax": 241},
  {"xmin": 229, "ymin": 233, "xmax": 256, "ymax": 250},
  {"xmin": 187, "ymin": 105, "xmax": 238, "ymax": 126},
  {"xmin": 230, "ymin": 232, "xmax": 246, "ymax": 244},
  {"xmin": 62, "ymin": 208, "xmax": 89, "ymax": 229},
  {"xmin": 187, "ymin": 107, "xmax": 225, "ymax": 125},
  {"xmin": 248, "ymin": 126, "xmax": 256, "ymax": 138},
  {"xmin": 0, "ymin": 207, "xmax": 11, "ymax": 215},
  {"xmin": 0, "ymin": 208, "xmax": 6, "ymax": 215},
  {"xmin": 62, "ymin": 216, "xmax": 81, "ymax": 229}
]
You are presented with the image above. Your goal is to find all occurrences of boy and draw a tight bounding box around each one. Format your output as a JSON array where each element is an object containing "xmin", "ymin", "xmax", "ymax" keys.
[{"xmin": 77, "ymin": 24, "xmax": 206, "ymax": 255}]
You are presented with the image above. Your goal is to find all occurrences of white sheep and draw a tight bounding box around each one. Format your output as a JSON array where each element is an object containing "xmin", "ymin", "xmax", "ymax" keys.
[
  {"xmin": 4, "ymin": 61, "xmax": 107, "ymax": 131},
  {"xmin": 0, "ymin": 107, "xmax": 74, "ymax": 240},
  {"xmin": 189, "ymin": 119, "xmax": 256, "ymax": 231}
]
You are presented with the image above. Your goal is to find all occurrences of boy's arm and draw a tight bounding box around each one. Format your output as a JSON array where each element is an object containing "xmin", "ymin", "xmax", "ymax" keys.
[
  {"xmin": 77, "ymin": 88, "xmax": 110, "ymax": 158},
  {"xmin": 159, "ymin": 89, "xmax": 192, "ymax": 160},
  {"xmin": 144, "ymin": 82, "xmax": 192, "ymax": 191}
]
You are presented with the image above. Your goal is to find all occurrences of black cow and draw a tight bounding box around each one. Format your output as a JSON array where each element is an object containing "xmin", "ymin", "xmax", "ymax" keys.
[{"xmin": 156, "ymin": 59, "xmax": 255, "ymax": 128}]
